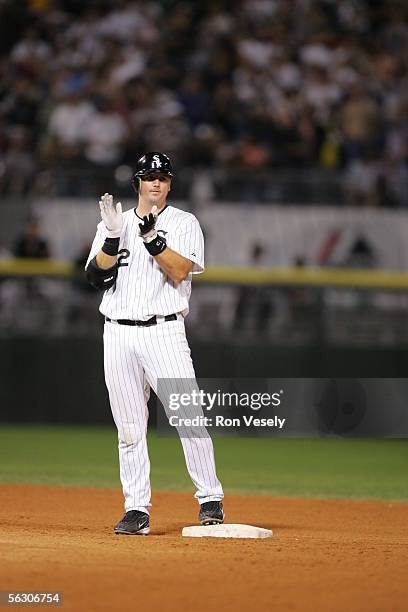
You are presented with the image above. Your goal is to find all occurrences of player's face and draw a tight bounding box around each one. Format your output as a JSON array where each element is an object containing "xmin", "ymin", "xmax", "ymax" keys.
[{"xmin": 140, "ymin": 173, "xmax": 171, "ymax": 207}]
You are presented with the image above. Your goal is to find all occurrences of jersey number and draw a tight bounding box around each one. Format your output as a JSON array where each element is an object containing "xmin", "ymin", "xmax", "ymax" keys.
[
  {"xmin": 117, "ymin": 249, "xmax": 130, "ymax": 267},
  {"xmin": 109, "ymin": 249, "xmax": 130, "ymax": 293}
]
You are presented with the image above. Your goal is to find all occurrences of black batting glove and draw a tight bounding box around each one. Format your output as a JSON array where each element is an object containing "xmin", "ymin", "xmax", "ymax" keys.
[
  {"xmin": 139, "ymin": 206, "xmax": 158, "ymax": 242},
  {"xmin": 138, "ymin": 205, "xmax": 167, "ymax": 255}
]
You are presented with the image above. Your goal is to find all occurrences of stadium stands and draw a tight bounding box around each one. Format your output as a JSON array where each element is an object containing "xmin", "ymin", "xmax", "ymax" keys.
[{"xmin": 0, "ymin": 0, "xmax": 407, "ymax": 204}]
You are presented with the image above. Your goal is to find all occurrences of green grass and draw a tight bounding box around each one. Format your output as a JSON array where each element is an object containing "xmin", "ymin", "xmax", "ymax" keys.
[{"xmin": 0, "ymin": 425, "xmax": 407, "ymax": 500}]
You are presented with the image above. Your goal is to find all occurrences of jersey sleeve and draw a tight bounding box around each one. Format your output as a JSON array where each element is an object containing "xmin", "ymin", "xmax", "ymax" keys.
[
  {"xmin": 170, "ymin": 216, "xmax": 205, "ymax": 274},
  {"xmin": 85, "ymin": 223, "xmax": 106, "ymax": 269}
]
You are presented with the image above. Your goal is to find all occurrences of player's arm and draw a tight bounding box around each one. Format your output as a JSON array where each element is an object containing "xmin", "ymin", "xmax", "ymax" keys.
[
  {"xmin": 154, "ymin": 248, "xmax": 193, "ymax": 284},
  {"xmin": 86, "ymin": 193, "xmax": 123, "ymax": 289},
  {"xmin": 138, "ymin": 207, "xmax": 193, "ymax": 284},
  {"xmin": 95, "ymin": 249, "xmax": 117, "ymax": 270}
]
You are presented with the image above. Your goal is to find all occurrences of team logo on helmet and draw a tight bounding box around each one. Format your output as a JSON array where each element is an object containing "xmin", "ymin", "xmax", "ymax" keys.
[{"xmin": 152, "ymin": 155, "xmax": 162, "ymax": 169}]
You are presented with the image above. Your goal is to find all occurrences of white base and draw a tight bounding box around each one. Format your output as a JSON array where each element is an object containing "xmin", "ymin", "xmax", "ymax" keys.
[{"xmin": 182, "ymin": 524, "xmax": 273, "ymax": 539}]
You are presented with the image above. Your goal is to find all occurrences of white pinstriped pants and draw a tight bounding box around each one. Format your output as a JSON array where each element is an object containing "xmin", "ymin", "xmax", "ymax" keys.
[{"xmin": 103, "ymin": 318, "xmax": 224, "ymax": 513}]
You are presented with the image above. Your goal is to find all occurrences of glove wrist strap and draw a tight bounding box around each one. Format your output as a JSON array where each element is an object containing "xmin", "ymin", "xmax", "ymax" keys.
[
  {"xmin": 142, "ymin": 229, "xmax": 158, "ymax": 243},
  {"xmin": 144, "ymin": 235, "xmax": 167, "ymax": 256},
  {"xmin": 105, "ymin": 229, "xmax": 122, "ymax": 238}
]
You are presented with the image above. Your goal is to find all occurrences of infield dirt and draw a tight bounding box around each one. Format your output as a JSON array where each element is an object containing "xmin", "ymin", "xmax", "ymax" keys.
[{"xmin": 1, "ymin": 485, "xmax": 407, "ymax": 611}]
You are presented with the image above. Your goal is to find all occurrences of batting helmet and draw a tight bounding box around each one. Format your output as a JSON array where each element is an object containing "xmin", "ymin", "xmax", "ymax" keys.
[{"xmin": 131, "ymin": 152, "xmax": 173, "ymax": 192}]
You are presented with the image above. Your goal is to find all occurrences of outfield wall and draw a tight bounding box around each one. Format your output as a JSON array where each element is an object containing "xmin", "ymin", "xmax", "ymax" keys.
[
  {"xmin": 4, "ymin": 199, "xmax": 408, "ymax": 269},
  {"xmin": 2, "ymin": 337, "xmax": 408, "ymax": 424}
]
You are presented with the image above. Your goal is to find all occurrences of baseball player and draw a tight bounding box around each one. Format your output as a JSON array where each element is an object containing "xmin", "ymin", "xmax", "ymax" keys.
[{"xmin": 86, "ymin": 152, "xmax": 224, "ymax": 535}]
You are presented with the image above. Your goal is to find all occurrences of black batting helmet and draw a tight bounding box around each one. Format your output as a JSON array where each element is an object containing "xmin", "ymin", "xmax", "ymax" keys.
[{"xmin": 131, "ymin": 152, "xmax": 173, "ymax": 192}]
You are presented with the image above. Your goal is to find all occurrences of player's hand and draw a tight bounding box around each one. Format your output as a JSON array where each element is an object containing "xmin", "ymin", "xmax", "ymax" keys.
[
  {"xmin": 139, "ymin": 205, "xmax": 158, "ymax": 243},
  {"xmin": 99, "ymin": 193, "xmax": 123, "ymax": 238}
]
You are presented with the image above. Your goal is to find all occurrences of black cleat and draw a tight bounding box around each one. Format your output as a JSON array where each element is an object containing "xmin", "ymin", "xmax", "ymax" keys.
[
  {"xmin": 199, "ymin": 501, "xmax": 225, "ymax": 526},
  {"xmin": 114, "ymin": 510, "xmax": 150, "ymax": 535}
]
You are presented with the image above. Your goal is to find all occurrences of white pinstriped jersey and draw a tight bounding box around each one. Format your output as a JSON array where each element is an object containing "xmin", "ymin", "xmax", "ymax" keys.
[{"xmin": 86, "ymin": 205, "xmax": 204, "ymax": 320}]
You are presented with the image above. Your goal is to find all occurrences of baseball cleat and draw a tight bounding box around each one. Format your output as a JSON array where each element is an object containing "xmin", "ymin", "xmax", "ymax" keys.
[
  {"xmin": 114, "ymin": 510, "xmax": 150, "ymax": 535},
  {"xmin": 199, "ymin": 501, "xmax": 225, "ymax": 526}
]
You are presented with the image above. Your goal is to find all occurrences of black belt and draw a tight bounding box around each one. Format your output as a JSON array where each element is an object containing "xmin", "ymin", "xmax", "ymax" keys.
[{"xmin": 105, "ymin": 314, "xmax": 177, "ymax": 327}]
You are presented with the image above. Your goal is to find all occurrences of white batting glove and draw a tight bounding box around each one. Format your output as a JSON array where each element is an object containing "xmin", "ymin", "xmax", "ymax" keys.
[
  {"xmin": 99, "ymin": 193, "xmax": 123, "ymax": 238},
  {"xmin": 138, "ymin": 205, "xmax": 158, "ymax": 242}
]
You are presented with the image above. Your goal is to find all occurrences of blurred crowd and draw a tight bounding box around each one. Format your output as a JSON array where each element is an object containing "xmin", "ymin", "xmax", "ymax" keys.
[{"xmin": 0, "ymin": 0, "xmax": 408, "ymax": 205}]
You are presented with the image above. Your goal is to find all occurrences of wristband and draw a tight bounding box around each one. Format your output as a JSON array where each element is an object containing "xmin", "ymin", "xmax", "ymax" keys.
[
  {"xmin": 101, "ymin": 237, "xmax": 120, "ymax": 256},
  {"xmin": 144, "ymin": 235, "xmax": 167, "ymax": 256}
]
